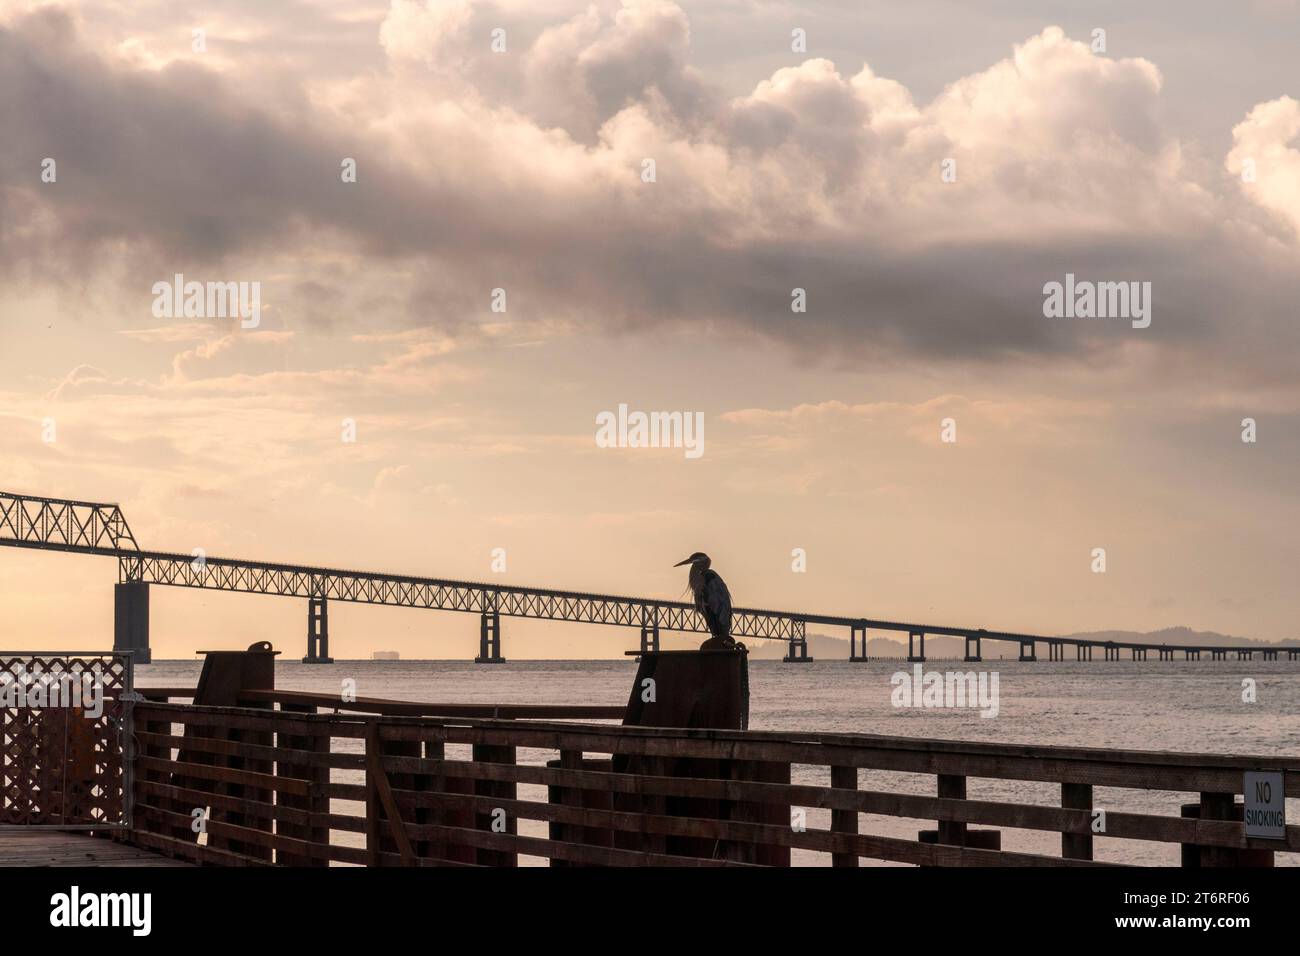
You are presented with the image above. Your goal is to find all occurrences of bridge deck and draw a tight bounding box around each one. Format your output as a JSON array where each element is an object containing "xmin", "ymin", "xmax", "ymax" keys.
[{"xmin": 0, "ymin": 830, "xmax": 193, "ymax": 867}]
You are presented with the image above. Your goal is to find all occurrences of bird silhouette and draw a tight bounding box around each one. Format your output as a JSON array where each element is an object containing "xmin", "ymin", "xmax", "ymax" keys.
[{"xmin": 674, "ymin": 552, "xmax": 739, "ymax": 650}]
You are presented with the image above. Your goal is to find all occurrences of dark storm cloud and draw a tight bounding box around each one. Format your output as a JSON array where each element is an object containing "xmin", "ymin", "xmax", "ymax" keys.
[{"xmin": 2, "ymin": 5, "xmax": 1299, "ymax": 376}]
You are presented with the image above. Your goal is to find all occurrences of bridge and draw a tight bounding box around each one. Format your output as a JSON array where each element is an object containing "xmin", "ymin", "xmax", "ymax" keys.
[{"xmin": 2, "ymin": 490, "xmax": 1297, "ymax": 664}]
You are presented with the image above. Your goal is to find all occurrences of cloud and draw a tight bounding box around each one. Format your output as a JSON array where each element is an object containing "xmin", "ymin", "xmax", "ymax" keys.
[
  {"xmin": 1227, "ymin": 95, "xmax": 1300, "ymax": 237},
  {"xmin": 1, "ymin": 4, "xmax": 1298, "ymax": 378}
]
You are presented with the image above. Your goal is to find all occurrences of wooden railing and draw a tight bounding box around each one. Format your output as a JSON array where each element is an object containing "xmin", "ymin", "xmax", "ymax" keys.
[{"xmin": 122, "ymin": 691, "xmax": 1300, "ymax": 867}]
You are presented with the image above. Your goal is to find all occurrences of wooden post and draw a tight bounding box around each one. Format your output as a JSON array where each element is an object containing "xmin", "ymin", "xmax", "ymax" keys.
[
  {"xmin": 550, "ymin": 748, "xmax": 584, "ymax": 866},
  {"xmin": 276, "ymin": 702, "xmax": 330, "ymax": 866},
  {"xmin": 186, "ymin": 643, "xmax": 277, "ymax": 860},
  {"xmin": 425, "ymin": 736, "xmax": 476, "ymax": 865},
  {"xmin": 830, "ymin": 765, "xmax": 859, "ymax": 867},
  {"xmin": 1061, "ymin": 782, "xmax": 1093, "ymax": 860},
  {"xmin": 473, "ymin": 742, "xmax": 518, "ymax": 866},
  {"xmin": 1197, "ymin": 792, "xmax": 1237, "ymax": 867},
  {"xmin": 937, "ymin": 774, "xmax": 967, "ymax": 847}
]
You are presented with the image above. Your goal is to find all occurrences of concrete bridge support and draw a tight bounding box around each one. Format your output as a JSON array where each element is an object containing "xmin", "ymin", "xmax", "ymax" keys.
[
  {"xmin": 1077, "ymin": 644, "xmax": 1092, "ymax": 661},
  {"xmin": 1046, "ymin": 643, "xmax": 1063, "ymax": 661},
  {"xmin": 783, "ymin": 633, "xmax": 813, "ymax": 662},
  {"xmin": 964, "ymin": 634, "xmax": 981, "ymax": 663},
  {"xmin": 302, "ymin": 597, "xmax": 333, "ymax": 664},
  {"xmin": 1018, "ymin": 640, "xmax": 1036, "ymax": 662},
  {"xmin": 850, "ymin": 624, "xmax": 869, "ymax": 661},
  {"xmin": 1104, "ymin": 645, "xmax": 1119, "ymax": 661},
  {"xmin": 476, "ymin": 610, "xmax": 505, "ymax": 663},
  {"xmin": 640, "ymin": 621, "xmax": 660, "ymax": 654},
  {"xmin": 907, "ymin": 631, "xmax": 925, "ymax": 663},
  {"xmin": 113, "ymin": 581, "xmax": 151, "ymax": 664}
]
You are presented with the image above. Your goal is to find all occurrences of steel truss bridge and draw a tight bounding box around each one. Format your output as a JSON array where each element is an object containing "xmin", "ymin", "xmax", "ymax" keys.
[{"xmin": 2, "ymin": 490, "xmax": 1297, "ymax": 665}]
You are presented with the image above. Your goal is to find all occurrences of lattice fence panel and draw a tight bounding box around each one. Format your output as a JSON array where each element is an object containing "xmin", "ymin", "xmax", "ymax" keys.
[{"xmin": 0, "ymin": 653, "xmax": 132, "ymax": 827}]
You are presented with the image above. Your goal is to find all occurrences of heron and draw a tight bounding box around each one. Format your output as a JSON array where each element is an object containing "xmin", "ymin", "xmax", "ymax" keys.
[{"xmin": 673, "ymin": 552, "xmax": 738, "ymax": 649}]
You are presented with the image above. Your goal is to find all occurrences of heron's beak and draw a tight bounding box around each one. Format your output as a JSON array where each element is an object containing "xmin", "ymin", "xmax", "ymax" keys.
[{"xmin": 673, "ymin": 557, "xmax": 693, "ymax": 567}]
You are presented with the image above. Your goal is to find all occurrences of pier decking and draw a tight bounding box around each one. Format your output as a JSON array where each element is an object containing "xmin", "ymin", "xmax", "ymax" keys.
[{"xmin": 0, "ymin": 831, "xmax": 190, "ymax": 867}]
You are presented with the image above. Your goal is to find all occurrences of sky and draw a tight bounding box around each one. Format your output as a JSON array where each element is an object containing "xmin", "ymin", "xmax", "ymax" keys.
[{"xmin": 1, "ymin": 0, "xmax": 1298, "ymax": 659}]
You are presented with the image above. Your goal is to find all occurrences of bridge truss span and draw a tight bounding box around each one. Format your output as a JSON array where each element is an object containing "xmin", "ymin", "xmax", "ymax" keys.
[
  {"xmin": 118, "ymin": 550, "xmax": 808, "ymax": 641},
  {"xmin": 0, "ymin": 491, "xmax": 138, "ymax": 556},
  {"xmin": 2, "ymin": 489, "xmax": 1295, "ymax": 665}
]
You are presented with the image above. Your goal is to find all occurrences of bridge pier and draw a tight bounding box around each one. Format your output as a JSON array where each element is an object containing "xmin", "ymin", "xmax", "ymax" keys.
[
  {"xmin": 1212, "ymin": 649, "xmax": 1226, "ymax": 661},
  {"xmin": 1132, "ymin": 647, "xmax": 1146, "ymax": 661},
  {"xmin": 783, "ymin": 629, "xmax": 813, "ymax": 663},
  {"xmin": 1076, "ymin": 644, "xmax": 1092, "ymax": 661},
  {"xmin": 302, "ymin": 597, "xmax": 334, "ymax": 663},
  {"xmin": 1046, "ymin": 643, "xmax": 1063, "ymax": 661},
  {"xmin": 1187, "ymin": 649, "xmax": 1199, "ymax": 660},
  {"xmin": 639, "ymin": 606, "xmax": 660, "ymax": 654},
  {"xmin": 1237, "ymin": 649, "xmax": 1252, "ymax": 661},
  {"xmin": 1289, "ymin": 650, "xmax": 1300, "ymax": 661},
  {"xmin": 1018, "ymin": 640, "xmax": 1036, "ymax": 662},
  {"xmin": 640, "ymin": 622, "xmax": 660, "ymax": 654},
  {"xmin": 1103, "ymin": 645, "xmax": 1119, "ymax": 661},
  {"xmin": 850, "ymin": 624, "xmax": 869, "ymax": 661},
  {"xmin": 907, "ymin": 631, "xmax": 925, "ymax": 663},
  {"xmin": 1263, "ymin": 649, "xmax": 1278, "ymax": 661},
  {"xmin": 964, "ymin": 634, "xmax": 981, "ymax": 663},
  {"xmin": 476, "ymin": 610, "xmax": 505, "ymax": 663},
  {"xmin": 112, "ymin": 581, "xmax": 151, "ymax": 664}
]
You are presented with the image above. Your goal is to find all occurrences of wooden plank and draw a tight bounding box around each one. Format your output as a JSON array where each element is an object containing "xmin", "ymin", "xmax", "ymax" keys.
[
  {"xmin": 136, "ymin": 729, "xmax": 361, "ymax": 770},
  {"xmin": 0, "ymin": 831, "xmax": 192, "ymax": 867},
  {"xmin": 135, "ymin": 755, "xmax": 310, "ymax": 796},
  {"xmin": 237, "ymin": 688, "xmax": 625, "ymax": 720},
  {"xmin": 135, "ymin": 703, "xmax": 368, "ymax": 738}
]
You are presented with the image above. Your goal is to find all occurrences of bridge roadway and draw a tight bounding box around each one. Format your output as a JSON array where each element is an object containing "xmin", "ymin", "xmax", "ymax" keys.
[{"xmin": 2, "ymin": 490, "xmax": 1297, "ymax": 664}]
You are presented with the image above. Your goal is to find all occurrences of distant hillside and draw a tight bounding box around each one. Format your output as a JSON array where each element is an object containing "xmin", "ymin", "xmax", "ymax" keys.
[{"xmin": 747, "ymin": 625, "xmax": 1294, "ymax": 660}]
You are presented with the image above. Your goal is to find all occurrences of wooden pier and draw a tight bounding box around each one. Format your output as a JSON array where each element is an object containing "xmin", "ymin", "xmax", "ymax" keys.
[{"xmin": 3, "ymin": 648, "xmax": 1297, "ymax": 867}]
